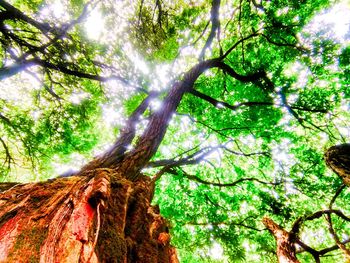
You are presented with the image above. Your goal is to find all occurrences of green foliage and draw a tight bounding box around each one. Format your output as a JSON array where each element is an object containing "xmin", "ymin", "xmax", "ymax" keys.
[{"xmin": 339, "ymin": 46, "xmax": 350, "ymax": 98}]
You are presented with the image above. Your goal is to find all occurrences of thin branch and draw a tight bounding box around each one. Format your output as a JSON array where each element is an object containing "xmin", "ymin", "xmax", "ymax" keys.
[
  {"xmin": 0, "ymin": 137, "xmax": 13, "ymax": 170},
  {"xmin": 329, "ymin": 185, "xmax": 346, "ymax": 209},
  {"xmin": 26, "ymin": 69, "xmax": 63, "ymax": 101},
  {"xmin": 176, "ymin": 112, "xmax": 253, "ymax": 139},
  {"xmin": 261, "ymin": 33, "xmax": 306, "ymax": 52},
  {"xmin": 190, "ymin": 88, "xmax": 327, "ymax": 115},
  {"xmin": 179, "ymin": 218, "xmax": 264, "ymax": 231},
  {"xmin": 172, "ymin": 168, "xmax": 281, "ymax": 187},
  {"xmin": 148, "ymin": 143, "xmax": 269, "ymax": 169},
  {"xmin": 220, "ymin": 32, "xmax": 259, "ymax": 59},
  {"xmin": 147, "ymin": 145, "xmax": 220, "ymax": 168},
  {"xmin": 251, "ymin": 0, "xmax": 264, "ymax": 11},
  {"xmin": 190, "ymin": 89, "xmax": 273, "ymax": 110}
]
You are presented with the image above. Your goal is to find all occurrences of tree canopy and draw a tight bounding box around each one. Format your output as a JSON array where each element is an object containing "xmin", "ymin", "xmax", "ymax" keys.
[{"xmin": 0, "ymin": 0, "xmax": 350, "ymax": 261}]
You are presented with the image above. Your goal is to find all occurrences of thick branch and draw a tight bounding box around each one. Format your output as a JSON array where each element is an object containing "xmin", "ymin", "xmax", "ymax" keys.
[
  {"xmin": 213, "ymin": 60, "xmax": 266, "ymax": 82},
  {"xmin": 295, "ymin": 239, "xmax": 320, "ymax": 263},
  {"xmin": 262, "ymin": 217, "xmax": 300, "ymax": 263},
  {"xmin": 292, "ymin": 209, "xmax": 350, "ymax": 236},
  {"xmin": 190, "ymin": 89, "xmax": 273, "ymax": 110},
  {"xmin": 318, "ymin": 239, "xmax": 350, "ymax": 256},
  {"xmin": 116, "ymin": 59, "xmax": 268, "ymax": 180},
  {"xmin": 0, "ymin": 0, "xmax": 51, "ymax": 33},
  {"xmin": 199, "ymin": 0, "xmax": 221, "ymax": 60},
  {"xmin": 190, "ymin": 89, "xmax": 327, "ymax": 114},
  {"xmin": 296, "ymin": 237, "xmax": 350, "ymax": 261},
  {"xmin": 0, "ymin": 57, "xmax": 128, "ymax": 83},
  {"xmin": 117, "ymin": 59, "xmax": 220, "ymax": 179},
  {"xmin": 82, "ymin": 92, "xmax": 158, "ymax": 171},
  {"xmin": 326, "ymin": 213, "xmax": 350, "ymax": 259},
  {"xmin": 0, "ymin": 60, "xmax": 37, "ymax": 80}
]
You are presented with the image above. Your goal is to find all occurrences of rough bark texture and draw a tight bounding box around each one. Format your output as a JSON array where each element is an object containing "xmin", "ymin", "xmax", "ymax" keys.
[
  {"xmin": 0, "ymin": 169, "xmax": 178, "ymax": 262},
  {"xmin": 0, "ymin": 57, "xmax": 269, "ymax": 261},
  {"xmin": 262, "ymin": 217, "xmax": 300, "ymax": 263},
  {"xmin": 325, "ymin": 143, "xmax": 350, "ymax": 186}
]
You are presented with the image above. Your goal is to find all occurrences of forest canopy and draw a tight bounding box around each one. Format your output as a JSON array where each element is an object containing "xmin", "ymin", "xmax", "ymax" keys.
[{"xmin": 0, "ymin": 0, "xmax": 350, "ymax": 262}]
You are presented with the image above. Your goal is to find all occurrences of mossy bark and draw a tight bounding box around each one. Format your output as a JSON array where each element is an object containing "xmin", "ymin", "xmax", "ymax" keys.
[{"xmin": 0, "ymin": 169, "xmax": 178, "ymax": 262}]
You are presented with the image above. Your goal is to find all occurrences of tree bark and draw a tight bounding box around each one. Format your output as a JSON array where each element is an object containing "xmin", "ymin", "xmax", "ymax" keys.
[
  {"xmin": 325, "ymin": 143, "xmax": 350, "ymax": 186},
  {"xmin": 0, "ymin": 56, "xmax": 267, "ymax": 261},
  {"xmin": 262, "ymin": 217, "xmax": 300, "ymax": 263},
  {"xmin": 0, "ymin": 170, "xmax": 178, "ymax": 262}
]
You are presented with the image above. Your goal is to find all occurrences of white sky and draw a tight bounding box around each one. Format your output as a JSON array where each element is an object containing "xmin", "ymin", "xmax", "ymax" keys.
[{"xmin": 311, "ymin": 2, "xmax": 350, "ymax": 42}]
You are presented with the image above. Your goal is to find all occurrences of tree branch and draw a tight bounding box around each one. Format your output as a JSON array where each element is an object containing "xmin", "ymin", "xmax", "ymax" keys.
[
  {"xmin": 172, "ymin": 167, "xmax": 281, "ymax": 187},
  {"xmin": 212, "ymin": 60, "xmax": 266, "ymax": 82},
  {"xmin": 82, "ymin": 92, "xmax": 158, "ymax": 171},
  {"xmin": 199, "ymin": 0, "xmax": 221, "ymax": 60},
  {"xmin": 189, "ymin": 89, "xmax": 273, "ymax": 110},
  {"xmin": 179, "ymin": 217, "xmax": 264, "ymax": 232},
  {"xmin": 148, "ymin": 143, "xmax": 269, "ymax": 169},
  {"xmin": 0, "ymin": 0, "xmax": 51, "ymax": 34},
  {"xmin": 117, "ymin": 58, "xmax": 227, "ymax": 180},
  {"xmin": 292, "ymin": 209, "xmax": 350, "ymax": 234},
  {"xmin": 326, "ymin": 212, "xmax": 350, "ymax": 259},
  {"xmin": 220, "ymin": 32, "xmax": 259, "ymax": 59},
  {"xmin": 0, "ymin": 136, "xmax": 13, "ymax": 170},
  {"xmin": 0, "ymin": 57, "xmax": 130, "ymax": 85}
]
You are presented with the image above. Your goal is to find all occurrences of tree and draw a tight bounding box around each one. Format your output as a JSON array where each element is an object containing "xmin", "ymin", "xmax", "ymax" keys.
[{"xmin": 0, "ymin": 0, "xmax": 349, "ymax": 262}]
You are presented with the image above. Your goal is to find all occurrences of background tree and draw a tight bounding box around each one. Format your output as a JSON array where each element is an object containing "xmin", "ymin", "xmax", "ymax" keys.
[{"xmin": 0, "ymin": 0, "xmax": 350, "ymax": 262}]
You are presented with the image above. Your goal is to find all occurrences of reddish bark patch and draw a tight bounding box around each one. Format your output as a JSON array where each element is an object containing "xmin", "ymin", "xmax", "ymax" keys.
[
  {"xmin": 0, "ymin": 170, "xmax": 178, "ymax": 262},
  {"xmin": 0, "ymin": 213, "xmax": 20, "ymax": 261}
]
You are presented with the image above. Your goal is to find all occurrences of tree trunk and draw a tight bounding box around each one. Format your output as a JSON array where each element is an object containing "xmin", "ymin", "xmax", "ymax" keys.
[
  {"xmin": 262, "ymin": 217, "xmax": 300, "ymax": 263},
  {"xmin": 0, "ymin": 57, "xmax": 267, "ymax": 261},
  {"xmin": 0, "ymin": 169, "xmax": 178, "ymax": 262}
]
